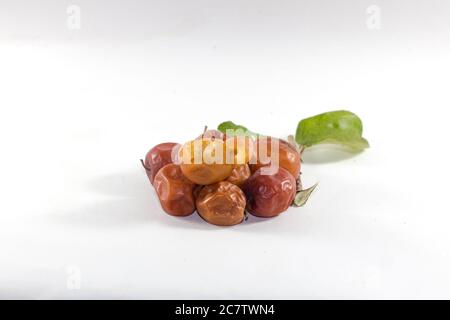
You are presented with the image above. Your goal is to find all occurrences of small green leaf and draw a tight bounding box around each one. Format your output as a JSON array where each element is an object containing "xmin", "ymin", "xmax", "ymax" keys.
[
  {"xmin": 295, "ymin": 110, "xmax": 369, "ymax": 152},
  {"xmin": 217, "ymin": 121, "xmax": 260, "ymax": 139},
  {"xmin": 293, "ymin": 183, "xmax": 318, "ymax": 207}
]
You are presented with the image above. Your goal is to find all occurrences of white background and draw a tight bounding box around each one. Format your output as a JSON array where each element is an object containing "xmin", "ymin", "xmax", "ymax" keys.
[{"xmin": 1, "ymin": 0, "xmax": 450, "ymax": 299}]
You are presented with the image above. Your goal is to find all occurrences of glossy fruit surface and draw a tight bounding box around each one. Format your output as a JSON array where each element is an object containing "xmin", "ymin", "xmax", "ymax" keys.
[
  {"xmin": 196, "ymin": 181, "xmax": 246, "ymax": 226},
  {"xmin": 179, "ymin": 139, "xmax": 234, "ymax": 185},
  {"xmin": 143, "ymin": 142, "xmax": 180, "ymax": 184},
  {"xmin": 225, "ymin": 136, "xmax": 255, "ymax": 165},
  {"xmin": 226, "ymin": 164, "xmax": 251, "ymax": 187},
  {"xmin": 153, "ymin": 164, "xmax": 196, "ymax": 216},
  {"xmin": 249, "ymin": 137, "xmax": 301, "ymax": 178},
  {"xmin": 197, "ymin": 132, "xmax": 254, "ymax": 164},
  {"xmin": 243, "ymin": 167, "xmax": 296, "ymax": 218}
]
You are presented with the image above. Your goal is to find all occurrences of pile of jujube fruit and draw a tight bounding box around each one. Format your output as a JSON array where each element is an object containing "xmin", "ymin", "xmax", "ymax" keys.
[{"xmin": 141, "ymin": 130, "xmax": 301, "ymax": 226}]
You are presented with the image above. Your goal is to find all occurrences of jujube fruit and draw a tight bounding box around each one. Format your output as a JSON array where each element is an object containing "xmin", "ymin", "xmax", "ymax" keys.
[
  {"xmin": 226, "ymin": 164, "xmax": 251, "ymax": 187},
  {"xmin": 249, "ymin": 137, "xmax": 301, "ymax": 178},
  {"xmin": 243, "ymin": 167, "xmax": 296, "ymax": 218},
  {"xmin": 153, "ymin": 164, "xmax": 196, "ymax": 216},
  {"xmin": 179, "ymin": 138, "xmax": 234, "ymax": 185},
  {"xmin": 196, "ymin": 181, "xmax": 246, "ymax": 226},
  {"xmin": 196, "ymin": 129, "xmax": 226, "ymax": 141},
  {"xmin": 225, "ymin": 135, "xmax": 255, "ymax": 165},
  {"xmin": 143, "ymin": 142, "xmax": 180, "ymax": 184}
]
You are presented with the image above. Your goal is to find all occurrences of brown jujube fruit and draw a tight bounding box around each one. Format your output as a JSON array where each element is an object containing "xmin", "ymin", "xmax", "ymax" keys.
[
  {"xmin": 143, "ymin": 142, "xmax": 180, "ymax": 184},
  {"xmin": 243, "ymin": 167, "xmax": 296, "ymax": 218},
  {"xmin": 196, "ymin": 181, "xmax": 246, "ymax": 226},
  {"xmin": 153, "ymin": 164, "xmax": 196, "ymax": 217},
  {"xmin": 226, "ymin": 164, "xmax": 251, "ymax": 187},
  {"xmin": 249, "ymin": 137, "xmax": 301, "ymax": 178}
]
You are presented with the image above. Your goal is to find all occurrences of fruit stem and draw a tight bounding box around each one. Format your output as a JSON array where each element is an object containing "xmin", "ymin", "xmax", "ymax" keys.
[
  {"xmin": 296, "ymin": 174, "xmax": 302, "ymax": 191},
  {"xmin": 140, "ymin": 159, "xmax": 151, "ymax": 171},
  {"xmin": 201, "ymin": 125, "xmax": 208, "ymax": 139},
  {"xmin": 298, "ymin": 144, "xmax": 305, "ymax": 155}
]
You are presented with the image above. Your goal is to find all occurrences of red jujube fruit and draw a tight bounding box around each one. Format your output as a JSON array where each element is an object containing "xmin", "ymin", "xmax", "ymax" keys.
[
  {"xmin": 249, "ymin": 137, "xmax": 301, "ymax": 178},
  {"xmin": 243, "ymin": 167, "xmax": 296, "ymax": 218},
  {"xmin": 153, "ymin": 164, "xmax": 196, "ymax": 216},
  {"xmin": 143, "ymin": 142, "xmax": 180, "ymax": 184}
]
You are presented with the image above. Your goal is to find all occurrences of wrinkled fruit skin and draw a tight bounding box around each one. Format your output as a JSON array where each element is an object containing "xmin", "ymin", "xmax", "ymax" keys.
[
  {"xmin": 196, "ymin": 181, "xmax": 246, "ymax": 226},
  {"xmin": 249, "ymin": 137, "xmax": 301, "ymax": 178},
  {"xmin": 153, "ymin": 164, "xmax": 196, "ymax": 216},
  {"xmin": 243, "ymin": 167, "xmax": 296, "ymax": 218},
  {"xmin": 226, "ymin": 164, "xmax": 251, "ymax": 187},
  {"xmin": 179, "ymin": 139, "xmax": 234, "ymax": 185},
  {"xmin": 144, "ymin": 142, "xmax": 180, "ymax": 184}
]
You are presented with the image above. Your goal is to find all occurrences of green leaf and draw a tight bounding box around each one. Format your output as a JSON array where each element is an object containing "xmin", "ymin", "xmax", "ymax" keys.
[
  {"xmin": 295, "ymin": 110, "xmax": 369, "ymax": 152},
  {"xmin": 217, "ymin": 121, "xmax": 259, "ymax": 139},
  {"xmin": 293, "ymin": 183, "xmax": 318, "ymax": 207}
]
